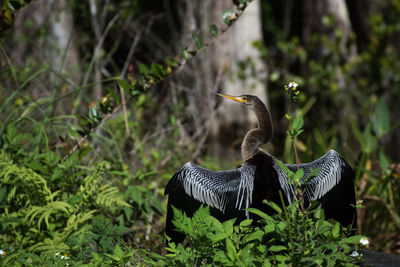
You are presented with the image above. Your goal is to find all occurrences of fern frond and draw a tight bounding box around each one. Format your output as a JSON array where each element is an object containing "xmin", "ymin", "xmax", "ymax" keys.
[
  {"xmin": 0, "ymin": 150, "xmax": 13, "ymax": 164},
  {"xmin": 28, "ymin": 236, "xmax": 70, "ymax": 252},
  {"xmin": 25, "ymin": 201, "xmax": 73, "ymax": 230},
  {"xmin": 96, "ymin": 183, "xmax": 130, "ymax": 210},
  {"xmin": 63, "ymin": 210, "xmax": 98, "ymax": 237},
  {"xmin": 0, "ymin": 151, "xmax": 51, "ymax": 207}
]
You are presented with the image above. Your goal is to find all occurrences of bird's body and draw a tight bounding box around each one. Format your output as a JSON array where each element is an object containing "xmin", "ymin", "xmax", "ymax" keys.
[{"xmin": 165, "ymin": 94, "xmax": 356, "ymax": 243}]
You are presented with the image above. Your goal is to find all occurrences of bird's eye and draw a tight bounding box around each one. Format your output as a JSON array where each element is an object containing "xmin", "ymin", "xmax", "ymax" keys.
[{"xmin": 242, "ymin": 96, "xmax": 247, "ymax": 102}]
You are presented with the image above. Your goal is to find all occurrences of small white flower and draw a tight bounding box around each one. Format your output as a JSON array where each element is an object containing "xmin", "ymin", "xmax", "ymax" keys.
[
  {"xmin": 54, "ymin": 252, "xmax": 60, "ymax": 257},
  {"xmin": 350, "ymin": 250, "xmax": 360, "ymax": 257},
  {"xmin": 0, "ymin": 249, "xmax": 5, "ymax": 256},
  {"xmin": 360, "ymin": 237, "xmax": 369, "ymax": 246},
  {"xmin": 288, "ymin": 81, "xmax": 298, "ymax": 89}
]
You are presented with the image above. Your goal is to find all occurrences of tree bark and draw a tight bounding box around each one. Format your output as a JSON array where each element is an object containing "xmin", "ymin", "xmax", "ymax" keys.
[
  {"xmin": 10, "ymin": 0, "xmax": 81, "ymax": 96},
  {"xmin": 172, "ymin": 0, "xmax": 268, "ymax": 159}
]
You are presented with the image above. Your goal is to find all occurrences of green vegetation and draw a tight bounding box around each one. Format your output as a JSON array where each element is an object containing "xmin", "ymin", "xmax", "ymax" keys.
[
  {"xmin": 159, "ymin": 203, "xmax": 362, "ymax": 266},
  {"xmin": 0, "ymin": 0, "xmax": 400, "ymax": 265}
]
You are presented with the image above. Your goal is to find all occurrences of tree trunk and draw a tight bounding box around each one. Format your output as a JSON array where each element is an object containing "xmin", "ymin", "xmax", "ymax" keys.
[
  {"xmin": 173, "ymin": 0, "xmax": 268, "ymax": 160},
  {"xmin": 303, "ymin": 0, "xmax": 354, "ymax": 57},
  {"xmin": 303, "ymin": 0, "xmax": 355, "ymax": 141},
  {"xmin": 213, "ymin": 0, "xmax": 269, "ymax": 158},
  {"xmin": 10, "ymin": 0, "xmax": 81, "ymax": 98}
]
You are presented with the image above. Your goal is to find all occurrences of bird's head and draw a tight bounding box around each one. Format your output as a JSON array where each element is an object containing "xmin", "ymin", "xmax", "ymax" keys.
[{"xmin": 218, "ymin": 93, "xmax": 259, "ymax": 109}]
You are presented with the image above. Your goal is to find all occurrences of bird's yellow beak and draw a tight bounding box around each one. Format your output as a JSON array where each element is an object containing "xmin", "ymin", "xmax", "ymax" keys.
[{"xmin": 217, "ymin": 93, "xmax": 244, "ymax": 103}]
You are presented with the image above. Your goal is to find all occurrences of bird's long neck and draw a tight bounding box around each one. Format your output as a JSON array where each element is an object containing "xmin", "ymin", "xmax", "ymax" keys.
[{"xmin": 242, "ymin": 100, "xmax": 273, "ymax": 161}]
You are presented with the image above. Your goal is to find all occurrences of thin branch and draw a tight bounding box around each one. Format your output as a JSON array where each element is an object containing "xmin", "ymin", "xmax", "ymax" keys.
[
  {"xmin": 120, "ymin": 30, "xmax": 142, "ymax": 78},
  {"xmin": 72, "ymin": 14, "xmax": 119, "ymax": 114},
  {"xmin": 119, "ymin": 85, "xmax": 130, "ymax": 135}
]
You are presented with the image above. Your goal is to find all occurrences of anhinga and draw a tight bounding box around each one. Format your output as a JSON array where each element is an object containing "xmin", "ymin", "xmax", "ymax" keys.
[{"xmin": 165, "ymin": 94, "xmax": 356, "ymax": 243}]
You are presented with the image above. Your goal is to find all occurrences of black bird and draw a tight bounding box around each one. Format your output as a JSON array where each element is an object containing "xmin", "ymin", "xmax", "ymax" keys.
[{"xmin": 165, "ymin": 94, "xmax": 356, "ymax": 243}]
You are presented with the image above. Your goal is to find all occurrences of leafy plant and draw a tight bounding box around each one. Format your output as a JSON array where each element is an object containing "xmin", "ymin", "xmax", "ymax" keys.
[{"xmin": 159, "ymin": 205, "xmax": 364, "ymax": 266}]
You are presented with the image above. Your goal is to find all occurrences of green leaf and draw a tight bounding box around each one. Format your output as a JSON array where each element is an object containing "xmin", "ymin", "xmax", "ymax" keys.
[
  {"xmin": 269, "ymin": 245, "xmax": 287, "ymax": 252},
  {"xmin": 292, "ymin": 115, "xmax": 304, "ymax": 130},
  {"xmin": 316, "ymin": 220, "xmax": 332, "ymax": 235},
  {"xmin": 293, "ymin": 129, "xmax": 304, "ymax": 138},
  {"xmin": 343, "ymin": 235, "xmax": 365, "ymax": 244},
  {"xmin": 210, "ymin": 24, "xmax": 218, "ymax": 36},
  {"xmin": 214, "ymin": 251, "xmax": 229, "ymax": 264},
  {"xmin": 257, "ymin": 245, "xmax": 267, "ymax": 254},
  {"xmin": 275, "ymin": 160, "xmax": 294, "ymax": 179},
  {"xmin": 306, "ymin": 167, "xmax": 321, "ymax": 181},
  {"xmin": 139, "ymin": 63, "xmax": 150, "ymax": 75},
  {"xmin": 114, "ymin": 244, "xmax": 124, "ymax": 258},
  {"xmin": 223, "ymin": 218, "xmax": 235, "ymax": 235},
  {"xmin": 293, "ymin": 168, "xmax": 304, "ymax": 182},
  {"xmin": 239, "ymin": 219, "xmax": 253, "ymax": 228},
  {"xmin": 5, "ymin": 123, "xmax": 17, "ymax": 144},
  {"xmin": 350, "ymin": 118, "xmax": 364, "ymax": 146},
  {"xmin": 210, "ymin": 232, "xmax": 231, "ymax": 242},
  {"xmin": 89, "ymin": 106, "xmax": 98, "ymax": 121},
  {"xmin": 222, "ymin": 9, "xmax": 234, "ymax": 25},
  {"xmin": 226, "ymin": 239, "xmax": 236, "ymax": 261},
  {"xmin": 273, "ymin": 254, "xmax": 289, "ymax": 263},
  {"xmin": 182, "ymin": 49, "xmax": 189, "ymax": 60},
  {"xmin": 166, "ymin": 58, "xmax": 177, "ymax": 67},
  {"xmin": 331, "ymin": 222, "xmax": 340, "ymax": 238},
  {"xmin": 264, "ymin": 224, "xmax": 275, "ymax": 234},
  {"xmin": 363, "ymin": 123, "xmax": 378, "ymax": 153},
  {"xmin": 322, "ymin": 243, "xmax": 339, "ymax": 254},
  {"xmin": 105, "ymin": 254, "xmax": 121, "ymax": 261},
  {"xmin": 244, "ymin": 229, "xmax": 263, "ymax": 242},
  {"xmin": 379, "ymin": 150, "xmax": 390, "ymax": 171},
  {"xmin": 192, "ymin": 33, "xmax": 203, "ymax": 49},
  {"xmin": 247, "ymin": 208, "xmax": 274, "ymax": 221},
  {"xmin": 372, "ymin": 98, "xmax": 390, "ymax": 136},
  {"xmin": 263, "ymin": 259, "xmax": 272, "ymax": 267},
  {"xmin": 263, "ymin": 199, "xmax": 282, "ymax": 214},
  {"xmin": 118, "ymin": 79, "xmax": 131, "ymax": 93},
  {"xmin": 0, "ymin": 186, "xmax": 7, "ymax": 203},
  {"xmin": 269, "ymin": 71, "xmax": 280, "ymax": 82},
  {"xmin": 150, "ymin": 62, "xmax": 165, "ymax": 78},
  {"xmin": 276, "ymin": 221, "xmax": 286, "ymax": 231}
]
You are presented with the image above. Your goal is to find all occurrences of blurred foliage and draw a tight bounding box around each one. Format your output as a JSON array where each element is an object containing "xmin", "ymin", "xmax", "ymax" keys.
[
  {"xmin": 0, "ymin": 0, "xmax": 400, "ymax": 265},
  {"xmin": 260, "ymin": 0, "xmax": 400, "ymax": 254}
]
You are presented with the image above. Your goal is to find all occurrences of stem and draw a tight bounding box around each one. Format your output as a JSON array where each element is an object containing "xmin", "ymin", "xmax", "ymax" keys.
[
  {"xmin": 293, "ymin": 137, "xmax": 300, "ymax": 167},
  {"xmin": 279, "ymin": 191, "xmax": 294, "ymax": 255},
  {"xmin": 292, "ymin": 136, "xmax": 305, "ymax": 212},
  {"xmin": 296, "ymin": 187, "xmax": 305, "ymax": 213},
  {"xmin": 119, "ymin": 85, "xmax": 130, "ymax": 135}
]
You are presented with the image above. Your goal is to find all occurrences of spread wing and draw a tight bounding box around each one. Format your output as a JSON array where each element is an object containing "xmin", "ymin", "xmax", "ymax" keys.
[
  {"xmin": 165, "ymin": 162, "xmax": 256, "ymax": 214},
  {"xmin": 165, "ymin": 162, "xmax": 256, "ymax": 242},
  {"xmin": 274, "ymin": 150, "xmax": 356, "ymax": 226}
]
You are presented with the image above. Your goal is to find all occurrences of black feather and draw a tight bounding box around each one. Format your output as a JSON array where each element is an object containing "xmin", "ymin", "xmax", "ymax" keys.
[{"xmin": 165, "ymin": 150, "xmax": 356, "ymax": 243}]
